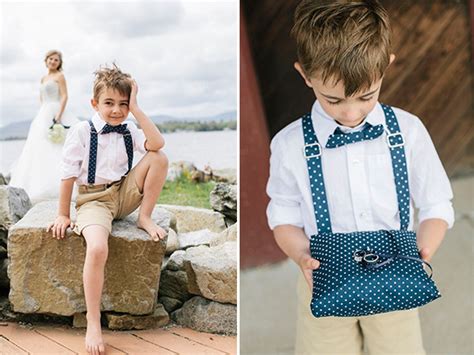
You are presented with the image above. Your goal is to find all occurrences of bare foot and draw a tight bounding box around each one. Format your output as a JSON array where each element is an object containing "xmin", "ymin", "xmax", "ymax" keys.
[
  {"xmin": 137, "ymin": 216, "xmax": 167, "ymax": 241},
  {"xmin": 85, "ymin": 318, "xmax": 105, "ymax": 355}
]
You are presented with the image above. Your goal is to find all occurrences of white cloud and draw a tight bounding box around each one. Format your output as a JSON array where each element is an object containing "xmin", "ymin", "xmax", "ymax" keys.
[{"xmin": 0, "ymin": 0, "xmax": 237, "ymax": 124}]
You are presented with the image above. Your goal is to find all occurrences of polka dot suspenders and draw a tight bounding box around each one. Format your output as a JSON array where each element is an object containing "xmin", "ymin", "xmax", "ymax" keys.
[
  {"xmin": 87, "ymin": 120, "xmax": 134, "ymax": 185},
  {"xmin": 302, "ymin": 104, "xmax": 441, "ymax": 317},
  {"xmin": 302, "ymin": 103, "xmax": 409, "ymax": 233}
]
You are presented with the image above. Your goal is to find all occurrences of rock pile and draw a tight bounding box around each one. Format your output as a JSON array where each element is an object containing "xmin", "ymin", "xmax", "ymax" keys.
[
  {"xmin": 158, "ymin": 206, "xmax": 237, "ymax": 335},
  {"xmin": 0, "ymin": 166, "xmax": 237, "ymax": 335}
]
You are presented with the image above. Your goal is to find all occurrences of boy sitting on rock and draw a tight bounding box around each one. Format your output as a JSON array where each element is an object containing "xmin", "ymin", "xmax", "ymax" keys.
[{"xmin": 48, "ymin": 65, "xmax": 168, "ymax": 354}]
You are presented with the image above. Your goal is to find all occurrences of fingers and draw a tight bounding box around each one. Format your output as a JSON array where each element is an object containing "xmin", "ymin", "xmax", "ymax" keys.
[
  {"xmin": 303, "ymin": 256, "xmax": 320, "ymax": 270},
  {"xmin": 419, "ymin": 247, "xmax": 431, "ymax": 261},
  {"xmin": 46, "ymin": 222, "xmax": 53, "ymax": 233}
]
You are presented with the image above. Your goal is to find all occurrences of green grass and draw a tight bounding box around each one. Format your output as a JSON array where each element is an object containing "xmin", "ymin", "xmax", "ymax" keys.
[{"xmin": 157, "ymin": 175, "xmax": 215, "ymax": 209}]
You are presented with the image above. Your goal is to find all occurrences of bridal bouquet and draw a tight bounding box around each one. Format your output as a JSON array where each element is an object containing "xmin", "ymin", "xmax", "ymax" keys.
[{"xmin": 48, "ymin": 119, "xmax": 70, "ymax": 144}]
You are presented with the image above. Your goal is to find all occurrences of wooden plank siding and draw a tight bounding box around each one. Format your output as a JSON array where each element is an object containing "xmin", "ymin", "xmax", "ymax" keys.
[
  {"xmin": 242, "ymin": 0, "xmax": 473, "ymax": 177},
  {"xmin": 240, "ymin": 13, "xmax": 287, "ymax": 269}
]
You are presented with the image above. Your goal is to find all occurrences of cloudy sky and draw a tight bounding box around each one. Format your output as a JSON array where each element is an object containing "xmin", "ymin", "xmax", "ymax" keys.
[{"xmin": 0, "ymin": 0, "xmax": 237, "ymax": 126}]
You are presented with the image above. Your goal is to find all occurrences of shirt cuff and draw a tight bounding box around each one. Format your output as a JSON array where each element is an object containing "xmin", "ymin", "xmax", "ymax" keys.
[
  {"xmin": 61, "ymin": 162, "xmax": 80, "ymax": 180},
  {"xmin": 417, "ymin": 201, "xmax": 455, "ymax": 229},
  {"xmin": 267, "ymin": 201, "xmax": 304, "ymax": 230}
]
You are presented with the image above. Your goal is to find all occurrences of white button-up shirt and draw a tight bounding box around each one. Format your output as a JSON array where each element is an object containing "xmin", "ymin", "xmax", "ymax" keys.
[
  {"xmin": 266, "ymin": 101, "xmax": 454, "ymax": 237},
  {"xmin": 61, "ymin": 113, "xmax": 147, "ymax": 185}
]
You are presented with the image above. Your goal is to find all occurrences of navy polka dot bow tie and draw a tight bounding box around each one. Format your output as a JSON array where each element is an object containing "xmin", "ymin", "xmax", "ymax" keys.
[
  {"xmin": 325, "ymin": 122, "xmax": 384, "ymax": 148},
  {"xmin": 101, "ymin": 123, "xmax": 129, "ymax": 135}
]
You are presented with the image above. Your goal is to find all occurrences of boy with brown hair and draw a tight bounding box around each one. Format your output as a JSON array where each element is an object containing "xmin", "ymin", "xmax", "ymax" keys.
[
  {"xmin": 266, "ymin": 1, "xmax": 454, "ymax": 354},
  {"xmin": 48, "ymin": 65, "xmax": 168, "ymax": 354}
]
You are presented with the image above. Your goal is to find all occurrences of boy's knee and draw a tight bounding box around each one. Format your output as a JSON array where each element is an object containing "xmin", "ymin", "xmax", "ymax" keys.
[
  {"xmin": 86, "ymin": 242, "xmax": 108, "ymax": 262},
  {"xmin": 148, "ymin": 150, "xmax": 168, "ymax": 169}
]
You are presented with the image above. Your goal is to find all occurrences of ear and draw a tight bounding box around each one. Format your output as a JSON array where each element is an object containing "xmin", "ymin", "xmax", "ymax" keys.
[
  {"xmin": 294, "ymin": 62, "xmax": 313, "ymax": 88},
  {"xmin": 90, "ymin": 98, "xmax": 99, "ymax": 111}
]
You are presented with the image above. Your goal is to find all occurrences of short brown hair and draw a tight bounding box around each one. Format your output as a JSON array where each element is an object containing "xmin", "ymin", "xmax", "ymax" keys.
[
  {"xmin": 93, "ymin": 64, "xmax": 132, "ymax": 101},
  {"xmin": 292, "ymin": 0, "xmax": 392, "ymax": 96},
  {"xmin": 44, "ymin": 50, "xmax": 63, "ymax": 71}
]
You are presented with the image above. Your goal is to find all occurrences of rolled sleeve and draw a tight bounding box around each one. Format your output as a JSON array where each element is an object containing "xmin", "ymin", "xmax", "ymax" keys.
[
  {"xmin": 126, "ymin": 121, "xmax": 147, "ymax": 154},
  {"xmin": 266, "ymin": 134, "xmax": 304, "ymax": 230},
  {"xmin": 410, "ymin": 118, "xmax": 455, "ymax": 229},
  {"xmin": 61, "ymin": 124, "xmax": 86, "ymax": 180}
]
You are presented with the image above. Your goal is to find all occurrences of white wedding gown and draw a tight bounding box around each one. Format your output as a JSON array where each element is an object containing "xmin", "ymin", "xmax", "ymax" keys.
[{"xmin": 9, "ymin": 80, "xmax": 79, "ymax": 202}]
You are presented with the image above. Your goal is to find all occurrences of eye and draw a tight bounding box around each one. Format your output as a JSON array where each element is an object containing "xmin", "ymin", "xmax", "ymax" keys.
[
  {"xmin": 327, "ymin": 100, "xmax": 342, "ymax": 105},
  {"xmin": 120, "ymin": 103, "xmax": 129, "ymax": 106},
  {"xmin": 360, "ymin": 96, "xmax": 373, "ymax": 102}
]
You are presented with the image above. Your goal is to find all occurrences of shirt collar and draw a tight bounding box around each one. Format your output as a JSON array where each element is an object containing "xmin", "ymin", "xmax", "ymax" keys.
[
  {"xmin": 91, "ymin": 112, "xmax": 107, "ymax": 132},
  {"xmin": 91, "ymin": 112, "xmax": 129, "ymax": 132},
  {"xmin": 310, "ymin": 100, "xmax": 384, "ymax": 146}
]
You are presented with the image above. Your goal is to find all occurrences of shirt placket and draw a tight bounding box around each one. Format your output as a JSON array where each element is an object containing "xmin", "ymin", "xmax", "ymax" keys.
[{"xmin": 346, "ymin": 143, "xmax": 373, "ymax": 230}]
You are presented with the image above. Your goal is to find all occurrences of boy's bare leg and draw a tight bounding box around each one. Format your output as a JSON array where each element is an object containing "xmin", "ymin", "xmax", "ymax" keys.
[
  {"xmin": 82, "ymin": 225, "xmax": 109, "ymax": 355},
  {"xmin": 133, "ymin": 151, "xmax": 168, "ymax": 240}
]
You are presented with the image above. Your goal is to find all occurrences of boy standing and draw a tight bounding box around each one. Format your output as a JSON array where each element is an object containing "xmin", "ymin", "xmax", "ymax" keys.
[
  {"xmin": 48, "ymin": 65, "xmax": 168, "ymax": 354},
  {"xmin": 266, "ymin": 1, "xmax": 454, "ymax": 354}
]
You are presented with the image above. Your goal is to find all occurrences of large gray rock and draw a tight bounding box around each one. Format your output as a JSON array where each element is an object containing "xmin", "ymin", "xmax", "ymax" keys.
[
  {"xmin": 0, "ymin": 186, "xmax": 32, "ymax": 246},
  {"xmin": 158, "ymin": 296, "xmax": 183, "ymax": 313},
  {"xmin": 177, "ymin": 229, "xmax": 219, "ymax": 250},
  {"xmin": 209, "ymin": 183, "xmax": 237, "ymax": 221},
  {"xmin": 183, "ymin": 241, "xmax": 237, "ymax": 304},
  {"xmin": 165, "ymin": 250, "xmax": 186, "ymax": 271},
  {"xmin": 158, "ymin": 269, "xmax": 191, "ymax": 302},
  {"xmin": 8, "ymin": 201, "xmax": 170, "ymax": 316},
  {"xmin": 210, "ymin": 224, "xmax": 237, "ymax": 247},
  {"xmin": 159, "ymin": 204, "xmax": 226, "ymax": 233},
  {"xmin": 172, "ymin": 296, "xmax": 236, "ymax": 335}
]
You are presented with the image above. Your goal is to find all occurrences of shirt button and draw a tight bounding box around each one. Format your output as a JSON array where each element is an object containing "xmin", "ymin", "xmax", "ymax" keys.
[
  {"xmin": 360, "ymin": 212, "xmax": 367, "ymax": 218},
  {"xmin": 353, "ymin": 159, "xmax": 360, "ymax": 165}
]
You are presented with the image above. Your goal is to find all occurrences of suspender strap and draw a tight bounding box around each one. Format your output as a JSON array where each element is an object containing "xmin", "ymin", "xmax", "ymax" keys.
[
  {"xmin": 302, "ymin": 113, "xmax": 333, "ymax": 233},
  {"xmin": 380, "ymin": 104, "xmax": 410, "ymax": 230},
  {"xmin": 87, "ymin": 121, "xmax": 134, "ymax": 185},
  {"xmin": 301, "ymin": 104, "xmax": 411, "ymax": 233},
  {"xmin": 87, "ymin": 120, "xmax": 98, "ymax": 185},
  {"xmin": 122, "ymin": 130, "xmax": 134, "ymax": 174}
]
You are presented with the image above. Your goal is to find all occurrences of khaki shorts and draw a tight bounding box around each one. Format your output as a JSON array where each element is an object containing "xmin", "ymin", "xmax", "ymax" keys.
[
  {"xmin": 74, "ymin": 167, "xmax": 143, "ymax": 235},
  {"xmin": 295, "ymin": 274, "xmax": 426, "ymax": 355}
]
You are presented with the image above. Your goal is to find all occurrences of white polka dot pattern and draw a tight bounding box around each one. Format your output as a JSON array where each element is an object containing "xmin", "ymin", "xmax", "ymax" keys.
[
  {"xmin": 325, "ymin": 122, "xmax": 385, "ymax": 148},
  {"xmin": 309, "ymin": 229, "xmax": 440, "ymax": 317},
  {"xmin": 87, "ymin": 121, "xmax": 134, "ymax": 184},
  {"xmin": 301, "ymin": 104, "xmax": 441, "ymax": 318}
]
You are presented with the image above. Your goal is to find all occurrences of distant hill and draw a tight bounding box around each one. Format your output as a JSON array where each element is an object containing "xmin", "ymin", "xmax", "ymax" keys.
[{"xmin": 0, "ymin": 110, "xmax": 236, "ymax": 140}]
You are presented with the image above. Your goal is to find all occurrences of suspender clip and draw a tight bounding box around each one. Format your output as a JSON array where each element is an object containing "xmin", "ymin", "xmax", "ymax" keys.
[
  {"xmin": 386, "ymin": 132, "xmax": 404, "ymax": 148},
  {"xmin": 303, "ymin": 142, "xmax": 322, "ymax": 159}
]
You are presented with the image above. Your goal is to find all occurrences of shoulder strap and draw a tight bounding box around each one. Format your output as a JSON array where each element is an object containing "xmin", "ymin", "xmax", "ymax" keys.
[
  {"xmin": 87, "ymin": 120, "xmax": 98, "ymax": 185},
  {"xmin": 380, "ymin": 104, "xmax": 410, "ymax": 230},
  {"xmin": 302, "ymin": 113, "xmax": 333, "ymax": 233}
]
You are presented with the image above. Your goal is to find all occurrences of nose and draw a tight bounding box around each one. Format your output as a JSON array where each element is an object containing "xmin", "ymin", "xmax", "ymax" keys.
[{"xmin": 340, "ymin": 107, "xmax": 361, "ymax": 121}]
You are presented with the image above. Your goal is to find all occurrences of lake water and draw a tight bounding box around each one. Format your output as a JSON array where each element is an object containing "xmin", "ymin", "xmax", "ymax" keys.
[{"xmin": 0, "ymin": 130, "xmax": 237, "ymax": 174}]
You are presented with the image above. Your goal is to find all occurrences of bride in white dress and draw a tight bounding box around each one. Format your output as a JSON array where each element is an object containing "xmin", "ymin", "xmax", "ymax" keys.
[{"xmin": 10, "ymin": 50, "xmax": 79, "ymax": 202}]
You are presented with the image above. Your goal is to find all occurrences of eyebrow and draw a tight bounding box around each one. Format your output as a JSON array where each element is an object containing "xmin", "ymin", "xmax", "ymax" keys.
[
  {"xmin": 321, "ymin": 87, "xmax": 380, "ymax": 100},
  {"xmin": 104, "ymin": 98, "xmax": 129, "ymax": 102}
]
